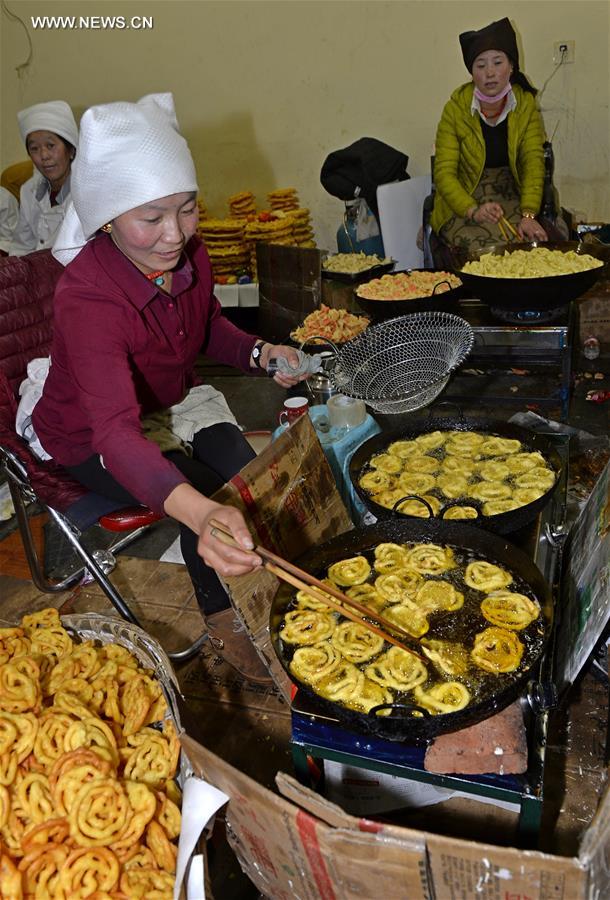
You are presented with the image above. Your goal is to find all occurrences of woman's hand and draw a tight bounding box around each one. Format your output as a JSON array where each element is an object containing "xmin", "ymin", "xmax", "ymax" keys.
[
  {"xmin": 197, "ymin": 502, "xmax": 262, "ymax": 578},
  {"xmin": 517, "ymin": 217, "xmax": 548, "ymax": 242},
  {"xmin": 255, "ymin": 342, "xmax": 310, "ymax": 388},
  {"xmin": 471, "ymin": 202, "xmax": 504, "ymax": 225},
  {"xmin": 164, "ymin": 484, "xmax": 261, "ymax": 578}
]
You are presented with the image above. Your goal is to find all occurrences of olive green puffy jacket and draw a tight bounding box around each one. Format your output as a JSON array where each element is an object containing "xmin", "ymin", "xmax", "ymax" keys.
[{"xmin": 430, "ymin": 82, "xmax": 545, "ymax": 234}]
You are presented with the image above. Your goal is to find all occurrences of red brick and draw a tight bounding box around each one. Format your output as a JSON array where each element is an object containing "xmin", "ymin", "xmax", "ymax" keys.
[{"xmin": 424, "ymin": 702, "xmax": 528, "ymax": 775}]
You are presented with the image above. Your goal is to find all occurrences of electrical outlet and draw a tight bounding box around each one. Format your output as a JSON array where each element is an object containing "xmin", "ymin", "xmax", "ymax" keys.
[{"xmin": 553, "ymin": 40, "xmax": 575, "ymax": 64}]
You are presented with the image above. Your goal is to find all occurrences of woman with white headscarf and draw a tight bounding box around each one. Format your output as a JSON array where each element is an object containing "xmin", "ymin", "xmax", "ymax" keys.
[
  {"xmin": 33, "ymin": 93, "xmax": 307, "ymax": 682},
  {"xmin": 0, "ymin": 100, "xmax": 78, "ymax": 256}
]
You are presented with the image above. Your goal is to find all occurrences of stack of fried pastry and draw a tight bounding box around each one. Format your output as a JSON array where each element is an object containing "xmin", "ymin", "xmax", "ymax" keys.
[
  {"xmin": 198, "ymin": 217, "xmax": 250, "ymax": 281},
  {"xmin": 228, "ymin": 191, "xmax": 256, "ymax": 220},
  {"xmin": 0, "ymin": 607, "xmax": 181, "ymax": 900},
  {"xmin": 285, "ymin": 208, "xmax": 316, "ymax": 248},
  {"xmin": 245, "ymin": 212, "xmax": 295, "ymax": 280},
  {"xmin": 268, "ymin": 187, "xmax": 299, "ymax": 212}
]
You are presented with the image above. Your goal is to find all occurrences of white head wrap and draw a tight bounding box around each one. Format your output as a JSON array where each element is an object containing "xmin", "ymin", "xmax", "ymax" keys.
[
  {"xmin": 52, "ymin": 93, "xmax": 198, "ymax": 266},
  {"xmin": 18, "ymin": 100, "xmax": 79, "ymax": 148}
]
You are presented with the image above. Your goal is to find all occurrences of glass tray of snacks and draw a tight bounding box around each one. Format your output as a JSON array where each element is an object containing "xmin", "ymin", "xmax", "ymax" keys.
[{"xmin": 0, "ymin": 608, "xmax": 188, "ymax": 899}]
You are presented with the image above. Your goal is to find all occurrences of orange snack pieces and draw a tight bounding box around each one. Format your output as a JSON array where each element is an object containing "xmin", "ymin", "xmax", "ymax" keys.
[
  {"xmin": 291, "ymin": 304, "xmax": 369, "ymax": 344},
  {"xmin": 357, "ymin": 270, "xmax": 461, "ymax": 301},
  {"xmin": 0, "ymin": 608, "xmax": 181, "ymax": 898}
]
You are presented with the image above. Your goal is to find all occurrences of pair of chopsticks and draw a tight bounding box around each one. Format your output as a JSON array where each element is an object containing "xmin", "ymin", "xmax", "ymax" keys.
[
  {"xmin": 209, "ymin": 519, "xmax": 426, "ymax": 663},
  {"xmin": 498, "ymin": 216, "xmax": 519, "ymax": 243}
]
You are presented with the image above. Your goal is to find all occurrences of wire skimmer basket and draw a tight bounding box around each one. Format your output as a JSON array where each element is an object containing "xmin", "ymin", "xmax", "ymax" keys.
[{"xmin": 329, "ymin": 312, "xmax": 474, "ymax": 414}]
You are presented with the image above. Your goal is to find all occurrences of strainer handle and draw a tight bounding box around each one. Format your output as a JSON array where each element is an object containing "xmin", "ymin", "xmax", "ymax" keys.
[
  {"xmin": 427, "ymin": 400, "xmax": 464, "ymax": 419},
  {"xmin": 392, "ymin": 494, "xmax": 436, "ymax": 518},
  {"xmin": 298, "ymin": 335, "xmax": 340, "ymax": 357}
]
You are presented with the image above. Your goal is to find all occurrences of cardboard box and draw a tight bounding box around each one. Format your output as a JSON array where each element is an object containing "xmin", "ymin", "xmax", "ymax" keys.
[
  {"xmin": 212, "ymin": 413, "xmax": 353, "ymax": 698},
  {"xmin": 181, "ymin": 732, "xmax": 610, "ymax": 900}
]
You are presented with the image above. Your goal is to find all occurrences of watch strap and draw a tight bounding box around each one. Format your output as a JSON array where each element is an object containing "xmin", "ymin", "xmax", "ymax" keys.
[{"xmin": 252, "ymin": 340, "xmax": 266, "ymax": 369}]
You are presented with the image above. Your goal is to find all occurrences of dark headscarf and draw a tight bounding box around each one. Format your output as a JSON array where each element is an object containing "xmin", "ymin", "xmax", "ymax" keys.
[{"xmin": 459, "ymin": 17, "xmax": 537, "ymax": 95}]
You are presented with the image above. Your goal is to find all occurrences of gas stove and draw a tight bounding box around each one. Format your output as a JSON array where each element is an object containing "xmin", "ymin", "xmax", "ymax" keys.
[
  {"xmin": 289, "ymin": 433, "xmax": 570, "ymax": 847},
  {"xmin": 445, "ymin": 298, "xmax": 576, "ymax": 419}
]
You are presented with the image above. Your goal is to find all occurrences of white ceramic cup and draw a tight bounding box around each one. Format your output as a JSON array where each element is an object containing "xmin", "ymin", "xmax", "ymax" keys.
[
  {"xmin": 326, "ymin": 394, "xmax": 367, "ymax": 430},
  {"xmin": 279, "ymin": 396, "xmax": 309, "ymax": 426}
]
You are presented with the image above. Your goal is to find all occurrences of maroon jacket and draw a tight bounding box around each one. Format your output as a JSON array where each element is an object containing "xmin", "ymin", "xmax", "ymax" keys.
[{"xmin": 33, "ymin": 233, "xmax": 257, "ymax": 513}]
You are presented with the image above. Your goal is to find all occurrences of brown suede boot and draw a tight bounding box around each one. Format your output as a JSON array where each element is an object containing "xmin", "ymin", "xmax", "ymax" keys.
[{"xmin": 205, "ymin": 608, "xmax": 273, "ymax": 685}]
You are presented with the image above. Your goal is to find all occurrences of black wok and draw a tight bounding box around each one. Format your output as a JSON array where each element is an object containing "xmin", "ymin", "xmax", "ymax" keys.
[
  {"xmin": 349, "ymin": 412, "xmax": 562, "ymax": 535},
  {"xmin": 270, "ymin": 519, "xmax": 552, "ymax": 743},
  {"xmin": 452, "ymin": 241, "xmax": 607, "ymax": 312},
  {"xmin": 354, "ymin": 269, "xmax": 463, "ymax": 319}
]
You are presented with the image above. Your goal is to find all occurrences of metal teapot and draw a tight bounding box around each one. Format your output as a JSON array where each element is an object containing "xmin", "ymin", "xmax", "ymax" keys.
[{"xmin": 299, "ymin": 338, "xmax": 340, "ymax": 406}]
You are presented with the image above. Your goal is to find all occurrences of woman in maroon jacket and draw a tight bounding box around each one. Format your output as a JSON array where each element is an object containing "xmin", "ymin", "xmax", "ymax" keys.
[{"xmin": 34, "ymin": 94, "xmax": 306, "ymax": 682}]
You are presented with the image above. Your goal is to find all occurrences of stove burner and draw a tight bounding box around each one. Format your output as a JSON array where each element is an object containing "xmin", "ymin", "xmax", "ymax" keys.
[{"xmin": 490, "ymin": 305, "xmax": 569, "ymax": 325}]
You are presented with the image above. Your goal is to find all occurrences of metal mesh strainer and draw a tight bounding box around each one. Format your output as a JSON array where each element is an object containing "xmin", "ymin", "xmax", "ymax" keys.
[{"xmin": 329, "ymin": 312, "xmax": 474, "ymax": 414}]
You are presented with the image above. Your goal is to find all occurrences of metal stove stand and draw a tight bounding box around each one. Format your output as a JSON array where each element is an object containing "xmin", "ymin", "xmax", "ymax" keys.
[
  {"xmin": 445, "ymin": 299, "xmax": 576, "ymax": 421},
  {"xmin": 289, "ymin": 435, "xmax": 569, "ymax": 848}
]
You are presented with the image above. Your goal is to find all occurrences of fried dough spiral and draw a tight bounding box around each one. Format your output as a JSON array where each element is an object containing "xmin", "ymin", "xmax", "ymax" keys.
[
  {"xmin": 366, "ymin": 647, "xmax": 428, "ymax": 691},
  {"xmin": 280, "ymin": 610, "xmax": 336, "ymax": 645},
  {"xmin": 481, "ymin": 591, "xmax": 540, "ymax": 630},
  {"xmin": 471, "ymin": 627, "xmax": 524, "ymax": 673},
  {"xmin": 328, "ymin": 556, "xmax": 371, "ymax": 586},
  {"xmin": 464, "ymin": 561, "xmax": 513, "ymax": 592}
]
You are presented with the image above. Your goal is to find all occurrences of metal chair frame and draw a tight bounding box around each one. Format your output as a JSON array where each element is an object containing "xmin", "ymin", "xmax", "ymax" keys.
[{"xmin": 1, "ymin": 445, "xmax": 207, "ymax": 663}]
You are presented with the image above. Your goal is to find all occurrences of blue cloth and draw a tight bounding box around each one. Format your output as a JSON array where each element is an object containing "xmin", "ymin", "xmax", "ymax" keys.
[{"xmin": 273, "ymin": 405, "xmax": 381, "ymax": 523}]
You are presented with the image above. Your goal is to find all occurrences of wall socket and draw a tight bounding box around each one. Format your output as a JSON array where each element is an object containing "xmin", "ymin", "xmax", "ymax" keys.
[{"xmin": 554, "ymin": 40, "xmax": 575, "ymax": 64}]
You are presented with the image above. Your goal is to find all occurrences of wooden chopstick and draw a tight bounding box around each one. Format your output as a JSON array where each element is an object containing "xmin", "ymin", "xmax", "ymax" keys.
[
  {"xmin": 209, "ymin": 518, "xmax": 426, "ymax": 663},
  {"xmin": 500, "ymin": 216, "xmax": 520, "ymax": 241}
]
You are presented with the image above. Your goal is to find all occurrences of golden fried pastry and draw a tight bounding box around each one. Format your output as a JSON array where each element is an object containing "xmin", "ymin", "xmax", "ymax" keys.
[
  {"xmin": 479, "ymin": 437, "xmax": 522, "ymax": 456},
  {"xmin": 482, "ymin": 499, "xmax": 520, "ymax": 516},
  {"xmin": 442, "ymin": 505, "xmax": 479, "ymax": 520},
  {"xmin": 414, "ymin": 430, "xmax": 446, "ymax": 450},
  {"xmin": 402, "ymin": 455, "xmax": 440, "ymax": 474},
  {"xmin": 369, "ymin": 453, "xmax": 403, "ymax": 474},
  {"xmin": 504, "ymin": 452, "xmax": 546, "ymax": 475},
  {"xmin": 280, "ymin": 610, "xmax": 336, "ymax": 645},
  {"xmin": 295, "ymin": 583, "xmax": 334, "ymax": 612},
  {"xmin": 513, "ymin": 487, "xmax": 546, "ymax": 505},
  {"xmin": 436, "ymin": 474, "xmax": 470, "ymax": 499},
  {"xmin": 343, "ymin": 679, "xmax": 393, "ymax": 714},
  {"xmin": 444, "ymin": 431, "xmax": 484, "ymax": 450},
  {"xmin": 375, "ymin": 572, "xmax": 421, "ymax": 604},
  {"xmin": 366, "ymin": 647, "xmax": 428, "ymax": 691},
  {"xmin": 395, "ymin": 495, "xmax": 442, "ymax": 518},
  {"xmin": 290, "ymin": 643, "xmax": 342, "ymax": 684},
  {"xmin": 404, "ymin": 544, "xmax": 455, "ymax": 575},
  {"xmin": 331, "ymin": 622, "xmax": 385, "ymax": 664},
  {"xmin": 315, "ymin": 662, "xmax": 365, "ymax": 702},
  {"xmin": 383, "ymin": 605, "xmax": 429, "ymax": 638},
  {"xmin": 471, "ymin": 627, "xmax": 524, "ymax": 673},
  {"xmin": 514, "ymin": 468, "xmax": 555, "ymax": 491},
  {"xmin": 397, "ymin": 472, "xmax": 436, "ymax": 494},
  {"xmin": 421, "ymin": 639, "xmax": 469, "ymax": 676},
  {"xmin": 469, "ymin": 481, "xmax": 512, "ymax": 502},
  {"xmin": 481, "ymin": 591, "xmax": 540, "ymax": 630},
  {"xmin": 387, "ymin": 440, "xmax": 419, "ymax": 459},
  {"xmin": 464, "ymin": 561, "xmax": 513, "ymax": 592},
  {"xmin": 478, "ymin": 460, "xmax": 510, "ymax": 482},
  {"xmin": 415, "ymin": 580, "xmax": 464, "ymax": 613},
  {"xmin": 345, "ymin": 584, "xmax": 387, "ymax": 613},
  {"xmin": 374, "ymin": 543, "xmax": 409, "ymax": 573},
  {"xmin": 413, "ymin": 682, "xmax": 470, "ymax": 714},
  {"xmin": 359, "ymin": 470, "xmax": 391, "ymax": 493},
  {"xmin": 328, "ymin": 556, "xmax": 371, "ymax": 586},
  {"xmin": 374, "ymin": 488, "xmax": 409, "ymax": 510},
  {"xmin": 441, "ymin": 456, "xmax": 478, "ymax": 477}
]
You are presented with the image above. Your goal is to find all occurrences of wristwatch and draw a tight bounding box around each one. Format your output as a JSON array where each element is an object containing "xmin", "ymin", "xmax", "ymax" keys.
[{"xmin": 251, "ymin": 341, "xmax": 266, "ymax": 369}]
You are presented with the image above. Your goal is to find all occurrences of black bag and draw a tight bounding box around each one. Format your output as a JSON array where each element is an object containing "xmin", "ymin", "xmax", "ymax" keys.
[{"xmin": 320, "ymin": 137, "xmax": 409, "ymax": 219}]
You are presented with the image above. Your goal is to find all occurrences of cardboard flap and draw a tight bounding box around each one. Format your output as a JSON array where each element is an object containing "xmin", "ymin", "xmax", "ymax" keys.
[
  {"xmin": 276, "ymin": 771, "xmax": 363, "ymax": 829},
  {"xmin": 555, "ymin": 460, "xmax": 610, "ymax": 698},
  {"xmin": 578, "ymin": 780, "xmax": 610, "ymax": 896},
  {"xmin": 212, "ymin": 414, "xmax": 352, "ymax": 698},
  {"xmin": 182, "ymin": 734, "xmax": 431, "ymax": 900}
]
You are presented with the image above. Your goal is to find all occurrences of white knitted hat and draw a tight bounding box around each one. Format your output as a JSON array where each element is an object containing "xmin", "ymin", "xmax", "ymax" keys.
[
  {"xmin": 53, "ymin": 93, "xmax": 198, "ymax": 265},
  {"xmin": 18, "ymin": 100, "xmax": 79, "ymax": 148}
]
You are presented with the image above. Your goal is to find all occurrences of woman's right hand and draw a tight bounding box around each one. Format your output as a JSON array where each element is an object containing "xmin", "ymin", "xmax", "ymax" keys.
[
  {"xmin": 164, "ymin": 483, "xmax": 262, "ymax": 578},
  {"xmin": 470, "ymin": 202, "xmax": 504, "ymax": 225}
]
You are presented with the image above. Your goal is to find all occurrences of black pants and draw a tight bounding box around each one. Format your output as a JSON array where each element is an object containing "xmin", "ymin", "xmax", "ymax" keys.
[{"xmin": 66, "ymin": 423, "xmax": 256, "ymax": 616}]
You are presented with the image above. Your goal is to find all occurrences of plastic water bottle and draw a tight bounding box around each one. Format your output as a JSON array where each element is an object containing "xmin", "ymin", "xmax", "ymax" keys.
[{"xmin": 583, "ymin": 335, "xmax": 600, "ymax": 360}]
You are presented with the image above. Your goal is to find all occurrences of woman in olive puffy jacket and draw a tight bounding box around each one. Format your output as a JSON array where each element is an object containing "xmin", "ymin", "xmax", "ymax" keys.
[{"xmin": 430, "ymin": 18, "xmax": 548, "ymax": 253}]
